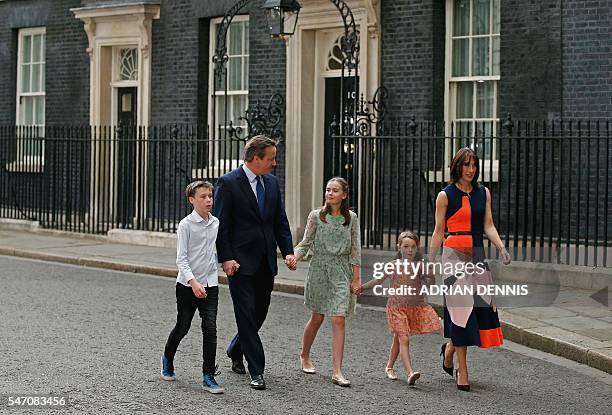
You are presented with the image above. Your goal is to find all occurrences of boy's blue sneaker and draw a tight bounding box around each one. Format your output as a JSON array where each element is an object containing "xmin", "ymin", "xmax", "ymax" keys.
[
  {"xmin": 202, "ymin": 373, "xmax": 224, "ymax": 394},
  {"xmin": 160, "ymin": 355, "xmax": 176, "ymax": 381}
]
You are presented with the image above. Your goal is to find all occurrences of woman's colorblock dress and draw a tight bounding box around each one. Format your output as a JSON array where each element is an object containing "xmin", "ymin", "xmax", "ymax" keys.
[{"xmin": 442, "ymin": 184, "xmax": 503, "ymax": 348}]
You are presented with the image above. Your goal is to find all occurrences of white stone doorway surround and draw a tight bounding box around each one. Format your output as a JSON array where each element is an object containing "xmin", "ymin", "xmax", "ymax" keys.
[
  {"xmin": 284, "ymin": 0, "xmax": 381, "ymax": 237},
  {"xmin": 72, "ymin": 2, "xmax": 160, "ymax": 228}
]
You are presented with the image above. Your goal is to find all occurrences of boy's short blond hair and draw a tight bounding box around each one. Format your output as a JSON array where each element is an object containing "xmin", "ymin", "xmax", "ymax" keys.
[{"xmin": 185, "ymin": 180, "xmax": 213, "ymax": 201}]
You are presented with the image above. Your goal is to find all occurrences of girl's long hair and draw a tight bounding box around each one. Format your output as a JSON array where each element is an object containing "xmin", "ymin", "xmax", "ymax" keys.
[
  {"xmin": 395, "ymin": 231, "xmax": 423, "ymax": 261},
  {"xmin": 319, "ymin": 177, "xmax": 351, "ymax": 226}
]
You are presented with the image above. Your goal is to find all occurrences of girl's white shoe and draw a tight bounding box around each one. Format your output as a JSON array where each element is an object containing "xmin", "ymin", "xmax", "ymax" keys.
[
  {"xmin": 331, "ymin": 375, "xmax": 351, "ymax": 387},
  {"xmin": 300, "ymin": 356, "xmax": 316, "ymax": 374},
  {"xmin": 407, "ymin": 371, "xmax": 421, "ymax": 386},
  {"xmin": 385, "ymin": 367, "xmax": 398, "ymax": 380}
]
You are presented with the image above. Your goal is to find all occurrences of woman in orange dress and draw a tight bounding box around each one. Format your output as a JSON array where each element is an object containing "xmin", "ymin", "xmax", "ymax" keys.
[
  {"xmin": 429, "ymin": 148, "xmax": 511, "ymax": 391},
  {"xmin": 358, "ymin": 231, "xmax": 440, "ymax": 386}
]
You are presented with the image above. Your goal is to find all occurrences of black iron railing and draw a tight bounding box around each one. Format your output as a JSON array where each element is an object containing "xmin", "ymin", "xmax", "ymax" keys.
[
  {"xmin": 332, "ymin": 117, "xmax": 611, "ymax": 267},
  {"xmin": 0, "ymin": 124, "xmax": 255, "ymax": 234},
  {"xmin": 1, "ymin": 119, "xmax": 611, "ymax": 267}
]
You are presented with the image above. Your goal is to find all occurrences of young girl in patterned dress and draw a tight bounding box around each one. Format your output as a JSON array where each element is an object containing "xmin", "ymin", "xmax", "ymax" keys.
[
  {"xmin": 358, "ymin": 231, "xmax": 441, "ymax": 386},
  {"xmin": 291, "ymin": 177, "xmax": 361, "ymax": 387}
]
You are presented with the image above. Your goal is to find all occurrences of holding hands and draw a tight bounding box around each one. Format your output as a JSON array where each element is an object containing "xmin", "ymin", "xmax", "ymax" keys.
[
  {"xmin": 423, "ymin": 261, "xmax": 436, "ymax": 285},
  {"xmin": 222, "ymin": 260, "xmax": 240, "ymax": 277},
  {"xmin": 285, "ymin": 254, "xmax": 297, "ymax": 271},
  {"xmin": 351, "ymin": 278, "xmax": 361, "ymax": 296}
]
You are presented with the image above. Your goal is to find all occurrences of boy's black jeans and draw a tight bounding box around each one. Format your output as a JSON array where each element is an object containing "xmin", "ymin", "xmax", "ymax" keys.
[{"xmin": 164, "ymin": 283, "xmax": 218, "ymax": 375}]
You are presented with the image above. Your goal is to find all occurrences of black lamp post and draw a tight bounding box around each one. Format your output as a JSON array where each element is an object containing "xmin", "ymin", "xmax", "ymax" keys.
[{"xmin": 262, "ymin": 0, "xmax": 301, "ymax": 39}]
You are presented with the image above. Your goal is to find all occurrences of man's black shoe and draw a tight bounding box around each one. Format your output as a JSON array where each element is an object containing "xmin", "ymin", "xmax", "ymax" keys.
[
  {"xmin": 250, "ymin": 375, "xmax": 266, "ymax": 390},
  {"xmin": 230, "ymin": 359, "xmax": 246, "ymax": 374},
  {"xmin": 227, "ymin": 351, "xmax": 246, "ymax": 374}
]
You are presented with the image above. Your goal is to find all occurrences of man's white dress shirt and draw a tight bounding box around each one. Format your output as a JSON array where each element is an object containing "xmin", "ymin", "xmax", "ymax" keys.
[{"xmin": 242, "ymin": 164, "xmax": 265, "ymax": 200}]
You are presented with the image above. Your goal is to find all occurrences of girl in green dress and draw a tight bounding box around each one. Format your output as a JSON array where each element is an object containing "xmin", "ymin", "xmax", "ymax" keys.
[{"xmin": 291, "ymin": 177, "xmax": 361, "ymax": 387}]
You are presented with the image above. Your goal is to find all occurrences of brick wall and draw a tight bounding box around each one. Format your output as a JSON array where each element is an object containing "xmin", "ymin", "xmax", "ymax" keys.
[
  {"xmin": 0, "ymin": 20, "xmax": 17, "ymax": 125},
  {"xmin": 562, "ymin": 0, "xmax": 612, "ymax": 119},
  {"xmin": 46, "ymin": 0, "xmax": 89, "ymax": 124},
  {"xmin": 381, "ymin": 0, "xmax": 445, "ymax": 122},
  {"xmin": 150, "ymin": 0, "xmax": 200, "ymax": 125},
  {"xmin": 499, "ymin": 0, "xmax": 562, "ymax": 120}
]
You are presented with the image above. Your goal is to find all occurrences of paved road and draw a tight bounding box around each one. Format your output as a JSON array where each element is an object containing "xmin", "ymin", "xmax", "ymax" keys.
[{"xmin": 0, "ymin": 256, "xmax": 610, "ymax": 415}]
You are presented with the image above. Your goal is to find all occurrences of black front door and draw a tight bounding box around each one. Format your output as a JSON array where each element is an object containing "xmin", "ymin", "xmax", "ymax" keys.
[
  {"xmin": 323, "ymin": 77, "xmax": 342, "ymax": 196},
  {"xmin": 116, "ymin": 87, "xmax": 137, "ymax": 228},
  {"xmin": 323, "ymin": 76, "xmax": 359, "ymax": 197}
]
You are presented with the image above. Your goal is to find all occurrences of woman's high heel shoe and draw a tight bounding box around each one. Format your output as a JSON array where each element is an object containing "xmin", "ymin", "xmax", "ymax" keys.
[
  {"xmin": 455, "ymin": 369, "xmax": 470, "ymax": 392},
  {"xmin": 440, "ymin": 343, "xmax": 454, "ymax": 376}
]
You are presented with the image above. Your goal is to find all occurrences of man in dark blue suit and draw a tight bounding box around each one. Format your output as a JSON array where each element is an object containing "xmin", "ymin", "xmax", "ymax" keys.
[{"xmin": 213, "ymin": 135, "xmax": 295, "ymax": 390}]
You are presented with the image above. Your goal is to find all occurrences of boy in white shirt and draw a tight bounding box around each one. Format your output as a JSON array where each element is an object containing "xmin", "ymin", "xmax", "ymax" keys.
[{"xmin": 161, "ymin": 181, "xmax": 225, "ymax": 394}]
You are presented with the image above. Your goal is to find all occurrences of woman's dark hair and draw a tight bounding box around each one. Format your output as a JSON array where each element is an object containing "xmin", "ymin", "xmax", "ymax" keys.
[
  {"xmin": 319, "ymin": 177, "xmax": 351, "ymax": 226},
  {"xmin": 449, "ymin": 147, "xmax": 480, "ymax": 188},
  {"xmin": 395, "ymin": 231, "xmax": 423, "ymax": 261}
]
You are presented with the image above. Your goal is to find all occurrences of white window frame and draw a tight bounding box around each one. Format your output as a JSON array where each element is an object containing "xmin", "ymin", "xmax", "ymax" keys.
[
  {"xmin": 11, "ymin": 27, "xmax": 46, "ymax": 172},
  {"xmin": 110, "ymin": 45, "xmax": 139, "ymax": 128},
  {"xmin": 437, "ymin": 0, "xmax": 500, "ymax": 182},
  {"xmin": 112, "ymin": 47, "xmax": 139, "ymax": 85},
  {"xmin": 194, "ymin": 15, "xmax": 249, "ymax": 178},
  {"xmin": 323, "ymin": 33, "xmax": 346, "ymax": 78}
]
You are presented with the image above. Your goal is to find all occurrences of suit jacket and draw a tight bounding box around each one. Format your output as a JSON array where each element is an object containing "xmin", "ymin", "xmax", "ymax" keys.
[{"xmin": 213, "ymin": 166, "xmax": 294, "ymax": 276}]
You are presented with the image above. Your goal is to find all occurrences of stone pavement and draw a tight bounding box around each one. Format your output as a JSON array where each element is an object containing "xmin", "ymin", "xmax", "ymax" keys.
[{"xmin": 0, "ymin": 227, "xmax": 610, "ymax": 374}]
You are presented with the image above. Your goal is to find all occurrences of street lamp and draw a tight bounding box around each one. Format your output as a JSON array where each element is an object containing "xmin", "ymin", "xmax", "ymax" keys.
[{"xmin": 262, "ymin": 0, "xmax": 301, "ymax": 39}]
